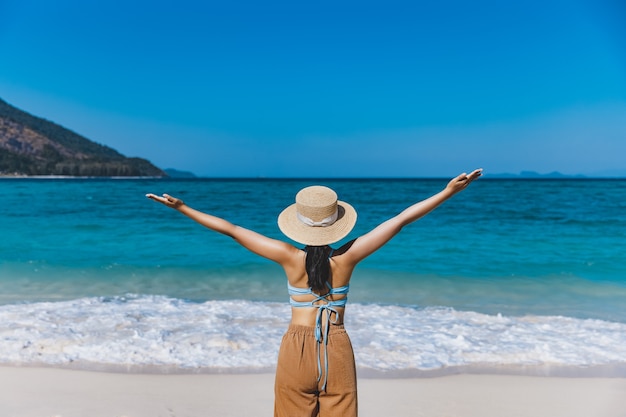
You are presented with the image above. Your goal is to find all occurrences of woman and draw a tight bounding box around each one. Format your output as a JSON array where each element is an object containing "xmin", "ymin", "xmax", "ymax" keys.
[{"xmin": 146, "ymin": 168, "xmax": 482, "ymax": 417}]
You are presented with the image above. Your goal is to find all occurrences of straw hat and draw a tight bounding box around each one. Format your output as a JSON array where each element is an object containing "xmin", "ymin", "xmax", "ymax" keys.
[{"xmin": 278, "ymin": 185, "xmax": 357, "ymax": 246}]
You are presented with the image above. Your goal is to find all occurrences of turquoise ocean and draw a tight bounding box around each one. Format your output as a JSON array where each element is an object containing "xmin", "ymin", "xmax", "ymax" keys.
[{"xmin": 1, "ymin": 178, "xmax": 625, "ymax": 376}]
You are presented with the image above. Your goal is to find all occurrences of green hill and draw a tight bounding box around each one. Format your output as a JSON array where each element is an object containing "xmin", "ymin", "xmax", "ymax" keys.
[{"xmin": 0, "ymin": 98, "xmax": 165, "ymax": 177}]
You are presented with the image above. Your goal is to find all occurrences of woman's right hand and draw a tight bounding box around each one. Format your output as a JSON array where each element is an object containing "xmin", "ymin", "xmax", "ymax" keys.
[{"xmin": 145, "ymin": 193, "xmax": 185, "ymax": 209}]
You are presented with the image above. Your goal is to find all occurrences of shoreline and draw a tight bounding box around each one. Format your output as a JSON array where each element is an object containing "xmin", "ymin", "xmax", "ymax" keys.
[
  {"xmin": 3, "ymin": 361, "xmax": 626, "ymax": 378},
  {"xmin": 1, "ymin": 366, "xmax": 625, "ymax": 417}
]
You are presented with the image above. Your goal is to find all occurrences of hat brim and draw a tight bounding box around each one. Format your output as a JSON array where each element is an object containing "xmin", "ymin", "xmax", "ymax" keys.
[{"xmin": 277, "ymin": 200, "xmax": 357, "ymax": 246}]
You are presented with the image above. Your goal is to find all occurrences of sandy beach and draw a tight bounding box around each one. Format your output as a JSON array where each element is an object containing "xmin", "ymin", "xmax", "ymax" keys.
[{"xmin": 1, "ymin": 367, "xmax": 625, "ymax": 417}]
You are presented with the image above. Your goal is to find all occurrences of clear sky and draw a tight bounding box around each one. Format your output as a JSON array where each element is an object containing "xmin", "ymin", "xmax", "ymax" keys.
[{"xmin": 1, "ymin": 0, "xmax": 625, "ymax": 177}]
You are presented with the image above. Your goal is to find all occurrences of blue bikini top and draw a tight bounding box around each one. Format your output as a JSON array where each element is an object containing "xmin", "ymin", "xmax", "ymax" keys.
[{"xmin": 288, "ymin": 282, "xmax": 349, "ymax": 307}]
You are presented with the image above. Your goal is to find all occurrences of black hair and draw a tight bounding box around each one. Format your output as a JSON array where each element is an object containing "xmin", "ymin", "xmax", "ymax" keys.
[{"xmin": 304, "ymin": 245, "xmax": 333, "ymax": 294}]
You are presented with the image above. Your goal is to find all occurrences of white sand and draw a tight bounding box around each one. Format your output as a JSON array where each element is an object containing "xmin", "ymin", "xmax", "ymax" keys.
[{"xmin": 1, "ymin": 367, "xmax": 625, "ymax": 417}]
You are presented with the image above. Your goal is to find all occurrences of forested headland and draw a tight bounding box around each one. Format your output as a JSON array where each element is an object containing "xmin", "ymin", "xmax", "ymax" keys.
[{"xmin": 0, "ymin": 98, "xmax": 165, "ymax": 177}]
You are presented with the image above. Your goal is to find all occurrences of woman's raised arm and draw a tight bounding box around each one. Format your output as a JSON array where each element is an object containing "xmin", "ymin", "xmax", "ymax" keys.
[
  {"xmin": 146, "ymin": 193, "xmax": 298, "ymax": 265},
  {"xmin": 342, "ymin": 169, "xmax": 482, "ymax": 265}
]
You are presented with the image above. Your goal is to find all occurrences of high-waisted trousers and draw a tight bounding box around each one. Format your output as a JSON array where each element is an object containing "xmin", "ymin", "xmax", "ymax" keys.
[{"xmin": 274, "ymin": 324, "xmax": 358, "ymax": 417}]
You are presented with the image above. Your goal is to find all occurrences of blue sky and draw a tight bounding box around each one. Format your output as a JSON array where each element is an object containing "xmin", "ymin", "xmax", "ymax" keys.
[{"xmin": 1, "ymin": 0, "xmax": 625, "ymax": 177}]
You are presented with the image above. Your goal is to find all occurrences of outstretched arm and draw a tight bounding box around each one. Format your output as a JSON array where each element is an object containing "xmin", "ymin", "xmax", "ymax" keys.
[
  {"xmin": 145, "ymin": 193, "xmax": 297, "ymax": 264},
  {"xmin": 342, "ymin": 169, "xmax": 482, "ymax": 264}
]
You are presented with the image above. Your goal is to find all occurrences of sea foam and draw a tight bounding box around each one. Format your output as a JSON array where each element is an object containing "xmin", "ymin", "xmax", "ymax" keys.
[{"xmin": 1, "ymin": 295, "xmax": 625, "ymax": 375}]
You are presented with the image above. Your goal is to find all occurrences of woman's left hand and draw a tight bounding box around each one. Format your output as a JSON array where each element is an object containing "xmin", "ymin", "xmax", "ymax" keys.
[{"xmin": 446, "ymin": 168, "xmax": 483, "ymax": 194}]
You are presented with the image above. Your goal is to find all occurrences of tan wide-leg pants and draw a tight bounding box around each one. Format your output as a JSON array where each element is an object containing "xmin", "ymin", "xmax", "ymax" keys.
[{"xmin": 274, "ymin": 324, "xmax": 358, "ymax": 417}]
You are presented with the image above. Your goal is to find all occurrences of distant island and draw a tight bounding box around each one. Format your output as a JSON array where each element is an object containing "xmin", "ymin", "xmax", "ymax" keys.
[
  {"xmin": 0, "ymin": 97, "xmax": 166, "ymax": 177},
  {"xmin": 484, "ymin": 171, "xmax": 587, "ymax": 179},
  {"xmin": 164, "ymin": 168, "xmax": 197, "ymax": 178}
]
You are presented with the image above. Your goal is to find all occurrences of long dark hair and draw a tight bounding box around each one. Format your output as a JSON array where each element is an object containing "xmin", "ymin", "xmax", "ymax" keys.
[{"xmin": 304, "ymin": 245, "xmax": 333, "ymax": 294}]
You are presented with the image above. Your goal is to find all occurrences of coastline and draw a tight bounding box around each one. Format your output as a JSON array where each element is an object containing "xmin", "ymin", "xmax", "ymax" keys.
[
  {"xmin": 1, "ymin": 367, "xmax": 625, "ymax": 417},
  {"xmin": 0, "ymin": 175, "xmax": 166, "ymax": 179},
  {"xmin": 2, "ymin": 174, "xmax": 626, "ymax": 180}
]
